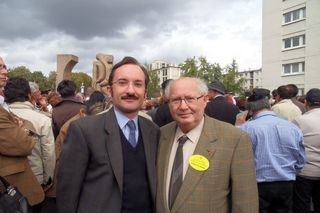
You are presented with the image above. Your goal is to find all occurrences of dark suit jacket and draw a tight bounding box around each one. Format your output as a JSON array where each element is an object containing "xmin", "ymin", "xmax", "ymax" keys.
[
  {"xmin": 57, "ymin": 108, "xmax": 159, "ymax": 213},
  {"xmin": 153, "ymin": 103, "xmax": 174, "ymax": 127},
  {"xmin": 205, "ymin": 96, "xmax": 240, "ymax": 125},
  {"xmin": 156, "ymin": 116, "xmax": 258, "ymax": 213}
]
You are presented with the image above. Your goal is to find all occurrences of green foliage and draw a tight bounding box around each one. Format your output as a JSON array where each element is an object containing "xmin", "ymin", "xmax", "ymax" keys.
[
  {"xmin": 47, "ymin": 71, "xmax": 57, "ymax": 90},
  {"xmin": 180, "ymin": 56, "xmax": 222, "ymax": 83},
  {"xmin": 8, "ymin": 66, "xmax": 33, "ymax": 81},
  {"xmin": 222, "ymin": 59, "xmax": 247, "ymax": 95},
  {"xmin": 71, "ymin": 72, "xmax": 92, "ymax": 91},
  {"xmin": 147, "ymin": 70, "xmax": 161, "ymax": 98},
  {"xmin": 8, "ymin": 67, "xmax": 92, "ymax": 92},
  {"xmin": 180, "ymin": 57, "xmax": 247, "ymax": 95}
]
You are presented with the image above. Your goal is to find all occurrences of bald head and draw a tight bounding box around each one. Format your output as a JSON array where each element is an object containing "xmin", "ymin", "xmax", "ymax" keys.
[{"xmin": 0, "ymin": 57, "xmax": 8, "ymax": 89}]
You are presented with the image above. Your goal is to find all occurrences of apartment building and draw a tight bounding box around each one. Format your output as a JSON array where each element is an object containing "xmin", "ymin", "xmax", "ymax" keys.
[
  {"xmin": 239, "ymin": 68, "xmax": 262, "ymax": 91},
  {"xmin": 147, "ymin": 60, "xmax": 181, "ymax": 86},
  {"xmin": 262, "ymin": 0, "xmax": 320, "ymax": 94}
]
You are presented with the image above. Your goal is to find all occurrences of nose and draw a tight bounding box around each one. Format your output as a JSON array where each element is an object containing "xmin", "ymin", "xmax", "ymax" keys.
[
  {"xmin": 126, "ymin": 82, "xmax": 135, "ymax": 93},
  {"xmin": 178, "ymin": 99, "xmax": 189, "ymax": 109}
]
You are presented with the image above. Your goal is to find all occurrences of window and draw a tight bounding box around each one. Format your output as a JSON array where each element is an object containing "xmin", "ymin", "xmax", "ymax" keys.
[
  {"xmin": 283, "ymin": 35, "xmax": 305, "ymax": 49},
  {"xmin": 282, "ymin": 62, "xmax": 305, "ymax": 75},
  {"xmin": 283, "ymin": 7, "xmax": 306, "ymax": 24}
]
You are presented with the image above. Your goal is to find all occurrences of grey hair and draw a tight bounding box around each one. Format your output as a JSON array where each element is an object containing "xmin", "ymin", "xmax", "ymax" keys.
[
  {"xmin": 29, "ymin": 82, "xmax": 39, "ymax": 94},
  {"xmin": 245, "ymin": 97, "xmax": 271, "ymax": 112},
  {"xmin": 164, "ymin": 77, "xmax": 208, "ymax": 99}
]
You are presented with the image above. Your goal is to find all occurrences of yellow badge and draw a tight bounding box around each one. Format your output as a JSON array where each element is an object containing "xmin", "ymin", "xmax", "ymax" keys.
[{"xmin": 189, "ymin": 155, "xmax": 209, "ymax": 171}]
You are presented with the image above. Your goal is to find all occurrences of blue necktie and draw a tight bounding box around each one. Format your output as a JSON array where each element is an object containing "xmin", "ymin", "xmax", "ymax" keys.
[{"xmin": 127, "ymin": 120, "xmax": 137, "ymax": 147}]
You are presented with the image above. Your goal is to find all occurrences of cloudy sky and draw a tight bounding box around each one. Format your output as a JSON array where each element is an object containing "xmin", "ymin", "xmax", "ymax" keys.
[{"xmin": 0, "ymin": 0, "xmax": 262, "ymax": 76}]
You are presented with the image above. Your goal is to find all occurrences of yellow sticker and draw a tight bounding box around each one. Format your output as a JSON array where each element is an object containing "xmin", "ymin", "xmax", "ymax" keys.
[{"xmin": 189, "ymin": 155, "xmax": 209, "ymax": 171}]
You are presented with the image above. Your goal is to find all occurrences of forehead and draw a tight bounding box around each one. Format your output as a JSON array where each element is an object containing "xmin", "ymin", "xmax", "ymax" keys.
[
  {"xmin": 113, "ymin": 64, "xmax": 145, "ymax": 80},
  {"xmin": 0, "ymin": 58, "xmax": 4, "ymax": 65},
  {"xmin": 170, "ymin": 79, "xmax": 199, "ymax": 97}
]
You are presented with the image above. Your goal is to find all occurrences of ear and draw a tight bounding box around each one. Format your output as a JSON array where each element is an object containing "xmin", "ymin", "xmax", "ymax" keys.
[
  {"xmin": 107, "ymin": 85, "xmax": 113, "ymax": 97},
  {"xmin": 203, "ymin": 95, "xmax": 209, "ymax": 103},
  {"xmin": 144, "ymin": 89, "xmax": 148, "ymax": 99}
]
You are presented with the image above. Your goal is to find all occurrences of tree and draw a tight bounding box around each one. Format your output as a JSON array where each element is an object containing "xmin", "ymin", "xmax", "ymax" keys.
[
  {"xmin": 222, "ymin": 59, "xmax": 247, "ymax": 95},
  {"xmin": 8, "ymin": 66, "xmax": 33, "ymax": 81},
  {"xmin": 47, "ymin": 71, "xmax": 57, "ymax": 90},
  {"xmin": 71, "ymin": 72, "xmax": 92, "ymax": 92},
  {"xmin": 31, "ymin": 71, "xmax": 50, "ymax": 90},
  {"xmin": 180, "ymin": 56, "xmax": 222, "ymax": 83},
  {"xmin": 147, "ymin": 70, "xmax": 160, "ymax": 98}
]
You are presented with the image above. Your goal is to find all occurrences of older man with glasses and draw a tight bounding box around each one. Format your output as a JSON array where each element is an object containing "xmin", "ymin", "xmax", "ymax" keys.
[{"xmin": 156, "ymin": 77, "xmax": 258, "ymax": 213}]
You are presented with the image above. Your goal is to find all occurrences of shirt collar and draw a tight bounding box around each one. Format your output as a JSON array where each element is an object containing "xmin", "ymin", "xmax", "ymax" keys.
[
  {"xmin": 175, "ymin": 116, "xmax": 205, "ymax": 144},
  {"xmin": 113, "ymin": 108, "xmax": 138, "ymax": 129},
  {"xmin": 254, "ymin": 111, "xmax": 277, "ymax": 120}
]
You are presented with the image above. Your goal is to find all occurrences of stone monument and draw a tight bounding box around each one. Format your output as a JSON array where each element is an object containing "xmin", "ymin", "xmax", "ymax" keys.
[
  {"xmin": 56, "ymin": 54, "xmax": 78, "ymax": 89},
  {"xmin": 92, "ymin": 53, "xmax": 113, "ymax": 91}
]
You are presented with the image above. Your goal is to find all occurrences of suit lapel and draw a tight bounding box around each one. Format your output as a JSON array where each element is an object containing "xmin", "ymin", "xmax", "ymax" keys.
[
  {"xmin": 104, "ymin": 109, "xmax": 124, "ymax": 195},
  {"xmin": 139, "ymin": 117, "xmax": 156, "ymax": 199},
  {"xmin": 172, "ymin": 116, "xmax": 218, "ymax": 211}
]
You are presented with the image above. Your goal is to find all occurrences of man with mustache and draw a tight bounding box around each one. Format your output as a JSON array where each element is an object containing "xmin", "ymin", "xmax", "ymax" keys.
[{"xmin": 57, "ymin": 56, "xmax": 160, "ymax": 213}]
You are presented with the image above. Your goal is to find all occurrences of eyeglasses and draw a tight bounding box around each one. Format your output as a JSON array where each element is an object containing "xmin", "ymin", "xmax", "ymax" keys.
[
  {"xmin": 169, "ymin": 95, "xmax": 204, "ymax": 106},
  {"xmin": 0, "ymin": 64, "xmax": 7, "ymax": 71},
  {"xmin": 112, "ymin": 79, "xmax": 145, "ymax": 89}
]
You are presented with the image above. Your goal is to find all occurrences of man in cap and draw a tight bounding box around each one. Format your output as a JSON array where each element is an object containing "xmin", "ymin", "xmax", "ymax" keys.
[
  {"xmin": 205, "ymin": 81, "xmax": 239, "ymax": 125},
  {"xmin": 293, "ymin": 88, "xmax": 320, "ymax": 213},
  {"xmin": 240, "ymin": 88, "xmax": 305, "ymax": 213}
]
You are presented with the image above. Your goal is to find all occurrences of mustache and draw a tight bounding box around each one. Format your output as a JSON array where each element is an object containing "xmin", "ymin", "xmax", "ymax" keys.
[{"xmin": 121, "ymin": 95, "xmax": 139, "ymax": 100}]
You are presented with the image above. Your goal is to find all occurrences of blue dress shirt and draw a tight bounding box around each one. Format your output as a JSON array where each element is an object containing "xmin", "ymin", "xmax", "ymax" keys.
[
  {"xmin": 240, "ymin": 111, "xmax": 305, "ymax": 182},
  {"xmin": 114, "ymin": 108, "xmax": 139, "ymax": 142}
]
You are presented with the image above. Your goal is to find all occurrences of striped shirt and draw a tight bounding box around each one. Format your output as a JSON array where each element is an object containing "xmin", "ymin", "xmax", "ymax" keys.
[{"xmin": 241, "ymin": 111, "xmax": 305, "ymax": 182}]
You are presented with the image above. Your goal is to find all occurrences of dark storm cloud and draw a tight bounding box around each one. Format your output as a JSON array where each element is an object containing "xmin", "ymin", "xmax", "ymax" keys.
[{"xmin": 1, "ymin": 0, "xmax": 191, "ymax": 40}]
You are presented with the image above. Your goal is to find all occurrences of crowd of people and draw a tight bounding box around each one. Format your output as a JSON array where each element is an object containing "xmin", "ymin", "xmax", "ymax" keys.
[{"xmin": 1, "ymin": 55, "xmax": 319, "ymax": 213}]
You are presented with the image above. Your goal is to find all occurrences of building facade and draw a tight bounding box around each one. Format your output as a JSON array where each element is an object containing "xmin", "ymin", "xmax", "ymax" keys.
[
  {"xmin": 239, "ymin": 68, "xmax": 262, "ymax": 91},
  {"xmin": 148, "ymin": 60, "xmax": 181, "ymax": 86},
  {"xmin": 262, "ymin": 0, "xmax": 320, "ymax": 94}
]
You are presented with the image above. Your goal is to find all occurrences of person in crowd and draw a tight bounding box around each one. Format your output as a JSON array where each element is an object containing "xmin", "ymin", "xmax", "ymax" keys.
[
  {"xmin": 29, "ymin": 82, "xmax": 51, "ymax": 117},
  {"xmin": 0, "ymin": 56, "xmax": 44, "ymax": 210},
  {"xmin": 47, "ymin": 91, "xmax": 61, "ymax": 113},
  {"xmin": 0, "ymin": 56, "xmax": 9, "ymax": 110},
  {"xmin": 271, "ymin": 85, "xmax": 302, "ymax": 121},
  {"xmin": 240, "ymin": 88, "xmax": 305, "ymax": 213},
  {"xmin": 205, "ymin": 81, "xmax": 240, "ymax": 125},
  {"xmin": 57, "ymin": 56, "xmax": 160, "ymax": 213},
  {"xmin": 287, "ymin": 84, "xmax": 306, "ymax": 114},
  {"xmin": 293, "ymin": 88, "xmax": 320, "ymax": 213},
  {"xmin": 157, "ymin": 77, "xmax": 258, "ymax": 212},
  {"xmin": 0, "ymin": 106, "xmax": 45, "ymax": 210},
  {"xmin": 153, "ymin": 79, "xmax": 174, "ymax": 127},
  {"xmin": 4, "ymin": 77, "xmax": 56, "ymax": 212},
  {"xmin": 44, "ymin": 91, "xmax": 108, "ymax": 213},
  {"xmin": 52, "ymin": 80, "xmax": 84, "ymax": 138}
]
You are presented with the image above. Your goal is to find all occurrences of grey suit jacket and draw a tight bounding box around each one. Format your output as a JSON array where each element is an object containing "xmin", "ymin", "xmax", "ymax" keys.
[
  {"xmin": 156, "ymin": 116, "xmax": 258, "ymax": 213},
  {"xmin": 57, "ymin": 108, "xmax": 159, "ymax": 213}
]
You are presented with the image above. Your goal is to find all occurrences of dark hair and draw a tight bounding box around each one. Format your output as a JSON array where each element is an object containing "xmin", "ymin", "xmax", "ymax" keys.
[
  {"xmin": 271, "ymin": 89, "xmax": 278, "ymax": 98},
  {"xmin": 287, "ymin": 84, "xmax": 299, "ymax": 98},
  {"xmin": 85, "ymin": 91, "xmax": 106, "ymax": 115},
  {"xmin": 277, "ymin": 85, "xmax": 291, "ymax": 99},
  {"xmin": 108, "ymin": 56, "xmax": 149, "ymax": 88},
  {"xmin": 306, "ymin": 88, "xmax": 320, "ymax": 107},
  {"xmin": 161, "ymin": 79, "xmax": 173, "ymax": 91},
  {"xmin": 4, "ymin": 77, "xmax": 31, "ymax": 103},
  {"xmin": 57, "ymin": 80, "xmax": 77, "ymax": 98},
  {"xmin": 245, "ymin": 97, "xmax": 271, "ymax": 112}
]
